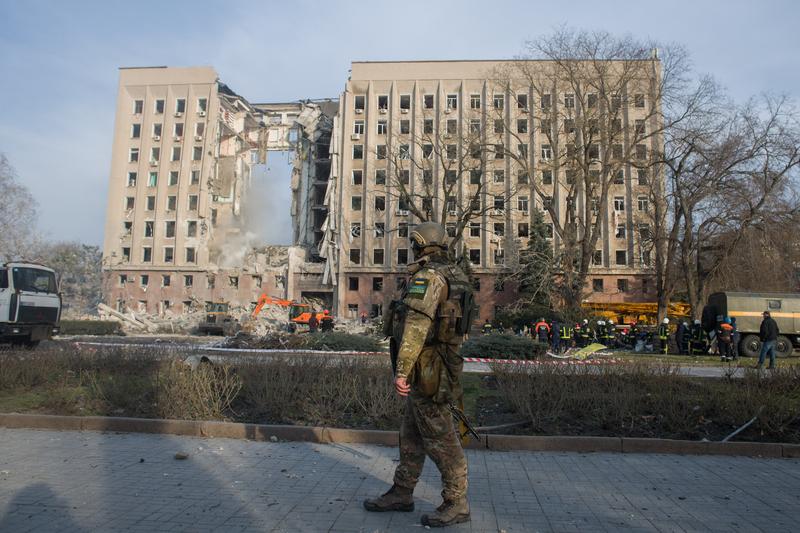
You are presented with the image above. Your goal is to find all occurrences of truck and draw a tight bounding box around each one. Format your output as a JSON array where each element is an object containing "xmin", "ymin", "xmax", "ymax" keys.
[
  {"xmin": 702, "ymin": 292, "xmax": 798, "ymax": 358},
  {"xmin": 0, "ymin": 262, "xmax": 62, "ymax": 347}
]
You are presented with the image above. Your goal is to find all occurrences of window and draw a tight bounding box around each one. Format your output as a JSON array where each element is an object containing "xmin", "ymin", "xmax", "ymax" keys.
[
  {"xmin": 129, "ymin": 148, "xmax": 139, "ymax": 162},
  {"xmin": 131, "ymin": 123, "xmax": 141, "ymax": 139},
  {"xmin": 423, "ymin": 94, "xmax": 434, "ymax": 109},
  {"xmin": 228, "ymin": 276, "xmax": 238, "ymax": 288},
  {"xmin": 639, "ymin": 224, "xmax": 652, "ymax": 241},
  {"xmin": 615, "ymin": 250, "xmax": 627, "ymax": 265},
  {"xmin": 133, "ymin": 99, "xmax": 143, "ymax": 114},
  {"xmin": 375, "ymin": 169, "xmax": 386, "ymax": 185},
  {"xmin": 542, "ymin": 169, "xmax": 553, "ymax": 185},
  {"xmin": 353, "ymin": 145, "xmax": 363, "ymax": 159},
  {"xmin": 142, "ymin": 247, "xmax": 152, "ymax": 262},
  {"xmin": 469, "ymin": 118, "xmax": 481, "ymax": 135},
  {"xmin": 494, "ymin": 144, "xmax": 504, "ymax": 159},
  {"xmin": 400, "ymin": 120, "xmax": 410, "ymax": 134},
  {"xmin": 617, "ymin": 279, "xmax": 628, "ymax": 293},
  {"xmin": 593, "ymin": 250, "xmax": 603, "ymax": 265},
  {"xmin": 445, "ymin": 170, "xmax": 457, "ymax": 184},
  {"xmin": 121, "ymin": 247, "xmax": 130, "ymax": 263},
  {"xmin": 517, "ymin": 94, "xmax": 528, "ymax": 109},
  {"xmin": 187, "ymin": 220, "xmax": 197, "ymax": 237},
  {"xmin": 494, "ymin": 119, "xmax": 504, "ymax": 134},
  {"xmin": 517, "ymin": 119, "xmax": 528, "ymax": 134},
  {"xmin": 171, "ymin": 147, "xmax": 181, "ymax": 162},
  {"xmin": 351, "ymin": 196, "xmax": 362, "ymax": 211},
  {"xmin": 353, "ymin": 120, "xmax": 364, "ymax": 135},
  {"xmin": 636, "ymin": 144, "xmax": 647, "ymax": 160},
  {"xmin": 127, "ymin": 172, "xmax": 137, "ymax": 187},
  {"xmin": 562, "ymin": 93, "xmax": 575, "ymax": 109},
  {"xmin": 635, "ymin": 119, "xmax": 646, "ymax": 135},
  {"xmin": 423, "ymin": 170, "xmax": 433, "ymax": 184},
  {"xmin": 613, "ymin": 169, "xmax": 624, "ymax": 184},
  {"xmin": 123, "ymin": 221, "xmax": 132, "ymax": 235},
  {"xmin": 470, "ymin": 94, "xmax": 481, "ymax": 109},
  {"xmin": 540, "ymin": 119, "xmax": 551, "ymax": 134},
  {"xmin": 144, "ymin": 221, "xmax": 155, "ymax": 238},
  {"xmin": 543, "ymin": 196, "xmax": 553, "ymax": 209},
  {"xmin": 540, "ymin": 94, "xmax": 551, "ymax": 109},
  {"xmin": 398, "ymin": 223, "xmax": 409, "ymax": 237},
  {"xmin": 210, "ymin": 208, "xmax": 217, "ymax": 226},
  {"xmin": 422, "ymin": 144, "xmax": 433, "ymax": 159},
  {"xmin": 399, "ymin": 94, "xmax": 411, "ymax": 110},
  {"xmin": 194, "ymin": 123, "xmax": 205, "ymax": 138},
  {"xmin": 469, "ymin": 249, "xmax": 481, "ymax": 265},
  {"xmin": 372, "ymin": 277, "xmax": 383, "ymax": 291},
  {"xmin": 397, "ymin": 248, "xmax": 408, "ymax": 265},
  {"xmin": 517, "ymin": 170, "xmax": 529, "ymax": 184},
  {"xmin": 493, "ymin": 170, "xmax": 505, "ymax": 183},
  {"xmin": 165, "ymin": 221, "xmax": 176, "ymax": 238},
  {"xmin": 423, "ymin": 119, "xmax": 433, "ymax": 134},
  {"xmin": 588, "ymin": 144, "xmax": 600, "ymax": 159},
  {"xmin": 616, "ymin": 224, "xmax": 626, "ymax": 238},
  {"xmin": 518, "ymin": 196, "xmax": 529, "ymax": 212},
  {"xmin": 593, "ymin": 278, "xmax": 604, "ymax": 292},
  {"xmin": 768, "ymin": 299, "xmax": 782, "ymax": 310},
  {"xmin": 173, "ymin": 123, "xmax": 184, "ymax": 139},
  {"xmin": 610, "ymin": 95, "xmax": 621, "ymax": 112},
  {"xmin": 493, "ymin": 195, "xmax": 505, "ymax": 210},
  {"xmin": 399, "ymin": 145, "xmax": 410, "ymax": 159},
  {"xmin": 446, "ymin": 223, "xmax": 456, "ymax": 237},
  {"xmin": 493, "ymin": 94, "xmax": 504, "ymax": 109},
  {"xmin": 518, "ymin": 143, "xmax": 528, "ymax": 158},
  {"xmin": 184, "ymin": 275, "xmax": 193, "ymax": 287},
  {"xmin": 634, "ymin": 94, "xmax": 645, "ymax": 108},
  {"xmin": 161, "ymin": 274, "xmax": 171, "ymax": 288},
  {"xmin": 587, "ymin": 93, "xmax": 597, "ymax": 108},
  {"xmin": 541, "ymin": 145, "xmax": 552, "ymax": 160},
  {"xmin": 354, "ymin": 95, "xmax": 365, "ymax": 111},
  {"xmin": 637, "ymin": 169, "xmax": 648, "ymax": 186},
  {"xmin": 348, "ymin": 277, "xmax": 359, "ymax": 290},
  {"xmin": 494, "ymin": 249, "xmax": 505, "ymax": 266},
  {"xmin": 147, "ymin": 172, "xmax": 157, "ymax": 187},
  {"xmin": 168, "ymin": 170, "xmax": 179, "ymax": 186},
  {"xmin": 377, "ymin": 95, "xmax": 388, "ymax": 110},
  {"xmin": 446, "ymin": 144, "xmax": 457, "ymax": 160},
  {"xmin": 612, "ymin": 144, "xmax": 623, "ymax": 160},
  {"xmin": 352, "ymin": 169, "xmax": 363, "ymax": 185},
  {"xmin": 613, "ymin": 196, "xmax": 625, "ymax": 211},
  {"xmin": 166, "ymin": 196, "xmax": 177, "ymax": 211},
  {"xmin": 518, "ymin": 223, "xmax": 529, "ymax": 237},
  {"xmin": 443, "ymin": 119, "xmax": 456, "ymax": 135},
  {"xmin": 350, "ymin": 222, "xmax": 361, "ymax": 238},
  {"xmin": 374, "ymin": 223, "xmax": 385, "ymax": 237},
  {"xmin": 154, "ymin": 99, "xmax": 164, "ymax": 114},
  {"xmin": 140, "ymin": 274, "xmax": 149, "ymax": 287},
  {"xmin": 152, "ymin": 123, "xmax": 162, "ymax": 138},
  {"xmin": 349, "ymin": 249, "xmax": 361, "ymax": 264},
  {"xmin": 469, "ymin": 222, "xmax": 480, "ymax": 237},
  {"xmin": 396, "ymin": 277, "xmax": 407, "ymax": 291},
  {"xmin": 164, "ymin": 247, "xmax": 174, "ymax": 263},
  {"xmin": 197, "ymin": 97, "xmax": 207, "ymax": 113},
  {"xmin": 494, "ymin": 223, "xmax": 505, "ymax": 237},
  {"xmin": 188, "ymin": 194, "xmax": 198, "ymax": 211},
  {"xmin": 175, "ymin": 98, "xmax": 186, "ymax": 114},
  {"xmin": 187, "ymin": 146, "xmax": 200, "ymax": 161},
  {"xmin": 638, "ymin": 196, "xmax": 649, "ymax": 211},
  {"xmin": 446, "ymin": 94, "xmax": 458, "ymax": 110},
  {"xmin": 373, "ymin": 249, "xmax": 384, "ymax": 265},
  {"xmin": 145, "ymin": 196, "xmax": 155, "ymax": 210}
]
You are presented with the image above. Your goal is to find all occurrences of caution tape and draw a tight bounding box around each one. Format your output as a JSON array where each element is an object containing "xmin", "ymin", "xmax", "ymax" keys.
[{"xmin": 462, "ymin": 357, "xmax": 623, "ymax": 365}]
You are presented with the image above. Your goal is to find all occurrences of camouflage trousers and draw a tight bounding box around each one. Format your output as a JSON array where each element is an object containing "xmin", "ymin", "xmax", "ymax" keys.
[{"xmin": 393, "ymin": 392, "xmax": 468, "ymax": 502}]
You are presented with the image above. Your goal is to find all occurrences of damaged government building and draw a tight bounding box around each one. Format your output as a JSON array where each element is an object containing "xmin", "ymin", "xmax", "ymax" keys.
[{"xmin": 103, "ymin": 60, "xmax": 661, "ymax": 322}]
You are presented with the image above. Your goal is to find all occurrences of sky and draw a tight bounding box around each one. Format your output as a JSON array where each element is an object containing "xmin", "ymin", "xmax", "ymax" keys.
[{"xmin": 1, "ymin": 0, "xmax": 798, "ymax": 246}]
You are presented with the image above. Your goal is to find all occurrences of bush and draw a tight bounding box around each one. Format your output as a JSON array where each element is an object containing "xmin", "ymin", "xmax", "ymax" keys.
[
  {"xmin": 58, "ymin": 320, "xmax": 124, "ymax": 336},
  {"xmin": 302, "ymin": 332, "xmax": 384, "ymax": 352},
  {"xmin": 460, "ymin": 333, "xmax": 546, "ymax": 360}
]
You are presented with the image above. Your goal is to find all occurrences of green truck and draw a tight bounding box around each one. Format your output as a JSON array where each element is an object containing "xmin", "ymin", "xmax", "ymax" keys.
[{"xmin": 702, "ymin": 292, "xmax": 797, "ymax": 358}]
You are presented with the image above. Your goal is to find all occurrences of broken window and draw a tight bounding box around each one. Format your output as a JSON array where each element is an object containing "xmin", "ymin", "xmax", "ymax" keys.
[
  {"xmin": 351, "ymin": 196, "xmax": 362, "ymax": 211},
  {"xmin": 541, "ymin": 145, "xmax": 552, "ymax": 160},
  {"xmin": 593, "ymin": 251, "xmax": 603, "ymax": 266},
  {"xmin": 140, "ymin": 274, "xmax": 149, "ymax": 287},
  {"xmin": 165, "ymin": 221, "xmax": 175, "ymax": 238},
  {"xmin": 517, "ymin": 119, "xmax": 528, "ymax": 134},
  {"xmin": 372, "ymin": 277, "xmax": 383, "ymax": 291},
  {"xmin": 252, "ymin": 275, "xmax": 262, "ymax": 287},
  {"xmin": 171, "ymin": 147, "xmax": 181, "ymax": 161},
  {"xmin": 354, "ymin": 95, "xmax": 365, "ymax": 111},
  {"xmin": 616, "ymin": 224, "xmax": 626, "ymax": 238},
  {"xmin": 375, "ymin": 169, "xmax": 386, "ymax": 185},
  {"xmin": 518, "ymin": 170, "xmax": 529, "ymax": 184},
  {"xmin": 184, "ymin": 275, "xmax": 193, "ymax": 287},
  {"xmin": 400, "ymin": 170, "xmax": 410, "ymax": 184},
  {"xmin": 518, "ymin": 223, "xmax": 529, "ymax": 238},
  {"xmin": 121, "ymin": 248, "xmax": 130, "ymax": 263},
  {"xmin": 168, "ymin": 171, "xmax": 179, "ymax": 186},
  {"xmin": 123, "ymin": 221, "xmax": 132, "ymax": 235},
  {"xmin": 352, "ymin": 145, "xmax": 363, "ymax": 159},
  {"xmin": 398, "ymin": 223, "xmax": 408, "ymax": 237},
  {"xmin": 131, "ymin": 123, "xmax": 141, "ymax": 138},
  {"xmin": 423, "ymin": 94, "xmax": 434, "ymax": 109},
  {"xmin": 493, "ymin": 94, "xmax": 504, "ymax": 109},
  {"xmin": 634, "ymin": 94, "xmax": 645, "ymax": 108},
  {"xmin": 377, "ymin": 121, "xmax": 387, "ymax": 135},
  {"xmin": 494, "ymin": 195, "xmax": 505, "ymax": 210},
  {"xmin": 164, "ymin": 247, "xmax": 174, "ymax": 263},
  {"xmin": 373, "ymin": 249, "xmax": 384, "ymax": 265},
  {"xmin": 166, "ymin": 196, "xmax": 177, "ymax": 211},
  {"xmin": 493, "ymin": 170, "xmax": 505, "ymax": 183},
  {"xmin": 127, "ymin": 172, "xmax": 137, "ymax": 187},
  {"xmin": 377, "ymin": 95, "xmax": 388, "ymax": 110},
  {"xmin": 399, "ymin": 145, "xmax": 410, "ymax": 159},
  {"xmin": 470, "ymin": 169, "xmax": 481, "ymax": 184},
  {"xmin": 446, "ymin": 94, "xmax": 458, "ymax": 110},
  {"xmin": 494, "ymin": 248, "xmax": 505, "ymax": 266},
  {"xmin": 192, "ymin": 146, "xmax": 202, "ymax": 160},
  {"xmin": 469, "ymin": 119, "xmax": 481, "ymax": 134},
  {"xmin": 349, "ymin": 249, "xmax": 361, "ymax": 264},
  {"xmin": 400, "ymin": 94, "xmax": 411, "ymax": 110},
  {"xmin": 174, "ymin": 122, "xmax": 184, "ymax": 138},
  {"xmin": 518, "ymin": 143, "xmax": 528, "ymax": 158},
  {"xmin": 445, "ymin": 119, "xmax": 457, "ymax": 135},
  {"xmin": 469, "ymin": 223, "xmax": 480, "ymax": 237},
  {"xmin": 197, "ymin": 98, "xmax": 207, "ymax": 113},
  {"xmin": 400, "ymin": 120, "xmax": 410, "ymax": 134},
  {"xmin": 616, "ymin": 250, "xmax": 627, "ymax": 266},
  {"xmin": 423, "ymin": 119, "xmax": 433, "ymax": 134},
  {"xmin": 614, "ymin": 196, "xmax": 625, "ymax": 211},
  {"xmin": 613, "ymin": 169, "xmax": 624, "ymax": 184},
  {"xmin": 146, "ymin": 196, "xmax": 155, "ymax": 210},
  {"xmin": 350, "ymin": 222, "xmax": 361, "ymax": 238},
  {"xmin": 129, "ymin": 148, "xmax": 139, "ymax": 162},
  {"xmin": 422, "ymin": 144, "xmax": 433, "ymax": 159},
  {"xmin": 162, "ymin": 274, "xmax": 170, "ymax": 287},
  {"xmin": 143, "ymin": 247, "xmax": 152, "ymax": 262},
  {"xmin": 133, "ymin": 100, "xmax": 143, "ymax": 114},
  {"xmin": 353, "ymin": 120, "xmax": 364, "ymax": 135},
  {"xmin": 153, "ymin": 123, "xmax": 162, "ymax": 137},
  {"xmin": 147, "ymin": 172, "xmax": 157, "ymax": 187},
  {"xmin": 195, "ymin": 122, "xmax": 205, "ymax": 138},
  {"xmin": 446, "ymin": 223, "xmax": 456, "ymax": 237},
  {"xmin": 469, "ymin": 249, "xmax": 480, "ymax": 265},
  {"xmin": 375, "ymin": 145, "xmax": 387, "ymax": 160},
  {"xmin": 470, "ymin": 94, "xmax": 481, "ymax": 109},
  {"xmin": 587, "ymin": 93, "xmax": 597, "ymax": 108},
  {"xmin": 143, "ymin": 220, "xmax": 155, "ymax": 238},
  {"xmin": 397, "ymin": 248, "xmax": 408, "ymax": 265},
  {"xmin": 348, "ymin": 277, "xmax": 359, "ymax": 291},
  {"xmin": 446, "ymin": 145, "xmax": 457, "ymax": 160},
  {"xmin": 494, "ymin": 223, "xmax": 505, "ymax": 237},
  {"xmin": 517, "ymin": 94, "xmax": 528, "ymax": 109},
  {"xmin": 494, "ymin": 119, "xmax": 504, "ymax": 134},
  {"xmin": 588, "ymin": 144, "xmax": 599, "ymax": 159},
  {"xmin": 206, "ymin": 275, "xmax": 215, "ymax": 289},
  {"xmin": 564, "ymin": 119, "xmax": 575, "ymax": 134},
  {"xmin": 543, "ymin": 196, "xmax": 553, "ymax": 209},
  {"xmin": 187, "ymin": 220, "xmax": 197, "ymax": 237},
  {"xmin": 175, "ymin": 98, "xmax": 186, "ymax": 114},
  {"xmin": 352, "ymin": 169, "xmax": 363, "ymax": 185},
  {"xmin": 154, "ymin": 99, "xmax": 164, "ymax": 114},
  {"xmin": 540, "ymin": 94, "xmax": 551, "ymax": 109},
  {"xmin": 374, "ymin": 223, "xmax": 385, "ymax": 238},
  {"xmin": 423, "ymin": 170, "xmax": 432, "ymax": 184},
  {"xmin": 188, "ymin": 194, "xmax": 198, "ymax": 211},
  {"xmin": 593, "ymin": 278, "xmax": 604, "ymax": 291},
  {"xmin": 229, "ymin": 276, "xmax": 239, "ymax": 288}
]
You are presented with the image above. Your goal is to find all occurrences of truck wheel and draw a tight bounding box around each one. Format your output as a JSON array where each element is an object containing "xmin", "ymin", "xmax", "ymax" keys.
[
  {"xmin": 739, "ymin": 334, "xmax": 761, "ymax": 358},
  {"xmin": 775, "ymin": 335, "xmax": 794, "ymax": 358}
]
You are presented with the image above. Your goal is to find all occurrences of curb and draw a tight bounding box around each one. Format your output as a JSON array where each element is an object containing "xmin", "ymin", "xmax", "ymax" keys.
[{"xmin": 0, "ymin": 413, "xmax": 797, "ymax": 458}]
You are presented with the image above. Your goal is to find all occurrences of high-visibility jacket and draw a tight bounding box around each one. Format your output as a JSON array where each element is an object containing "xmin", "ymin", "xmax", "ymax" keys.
[
  {"xmin": 658, "ymin": 324, "xmax": 669, "ymax": 340},
  {"xmin": 534, "ymin": 321, "xmax": 550, "ymax": 336},
  {"xmin": 717, "ymin": 322, "xmax": 734, "ymax": 342},
  {"xmin": 559, "ymin": 325, "xmax": 572, "ymax": 339}
]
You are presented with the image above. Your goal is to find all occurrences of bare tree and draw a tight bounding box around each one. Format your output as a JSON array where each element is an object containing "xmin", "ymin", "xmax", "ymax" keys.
[
  {"xmin": 487, "ymin": 29, "xmax": 693, "ymax": 312},
  {"xmin": 0, "ymin": 153, "xmax": 40, "ymax": 262}
]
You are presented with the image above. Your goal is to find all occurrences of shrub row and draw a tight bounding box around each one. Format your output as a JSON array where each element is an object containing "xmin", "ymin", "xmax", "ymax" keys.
[
  {"xmin": 460, "ymin": 333, "xmax": 547, "ymax": 360},
  {"xmin": 58, "ymin": 320, "xmax": 124, "ymax": 336}
]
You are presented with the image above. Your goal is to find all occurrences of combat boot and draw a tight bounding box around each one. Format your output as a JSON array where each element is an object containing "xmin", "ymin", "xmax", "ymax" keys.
[
  {"xmin": 363, "ymin": 485, "xmax": 414, "ymax": 512},
  {"xmin": 420, "ymin": 498, "xmax": 470, "ymax": 527}
]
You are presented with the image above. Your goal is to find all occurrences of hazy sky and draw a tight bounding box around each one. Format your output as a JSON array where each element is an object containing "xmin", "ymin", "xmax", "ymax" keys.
[{"xmin": 1, "ymin": 0, "xmax": 798, "ymax": 246}]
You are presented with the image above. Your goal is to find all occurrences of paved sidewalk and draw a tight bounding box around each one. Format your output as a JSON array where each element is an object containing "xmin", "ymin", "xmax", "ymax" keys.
[{"xmin": 0, "ymin": 428, "xmax": 798, "ymax": 532}]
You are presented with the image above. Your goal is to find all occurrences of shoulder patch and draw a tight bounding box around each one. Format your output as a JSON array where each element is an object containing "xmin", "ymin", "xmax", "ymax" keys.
[{"xmin": 407, "ymin": 277, "xmax": 429, "ymax": 299}]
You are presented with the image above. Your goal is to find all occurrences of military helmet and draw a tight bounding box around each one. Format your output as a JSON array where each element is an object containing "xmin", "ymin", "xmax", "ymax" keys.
[{"xmin": 409, "ymin": 221, "xmax": 447, "ymax": 251}]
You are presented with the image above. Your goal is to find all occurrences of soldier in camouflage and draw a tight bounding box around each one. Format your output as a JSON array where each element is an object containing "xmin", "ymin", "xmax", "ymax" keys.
[{"xmin": 363, "ymin": 221, "xmax": 473, "ymax": 528}]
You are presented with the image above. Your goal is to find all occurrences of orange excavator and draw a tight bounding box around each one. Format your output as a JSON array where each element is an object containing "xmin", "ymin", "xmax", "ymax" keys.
[{"xmin": 251, "ymin": 294, "xmax": 328, "ymax": 325}]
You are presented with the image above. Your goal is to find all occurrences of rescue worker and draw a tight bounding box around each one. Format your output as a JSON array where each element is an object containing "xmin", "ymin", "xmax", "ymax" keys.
[
  {"xmin": 604, "ymin": 318, "xmax": 616, "ymax": 347},
  {"xmin": 320, "ymin": 310, "xmax": 334, "ymax": 332},
  {"xmin": 680, "ymin": 321, "xmax": 691, "ymax": 355},
  {"xmin": 534, "ymin": 318, "xmax": 550, "ymax": 344},
  {"xmin": 365, "ymin": 221, "xmax": 473, "ymax": 527},
  {"xmin": 580, "ymin": 319, "xmax": 591, "ymax": 347},
  {"xmin": 675, "ymin": 321, "xmax": 687, "ymax": 354},
  {"xmin": 560, "ymin": 322, "xmax": 573, "ymax": 351},
  {"xmin": 573, "ymin": 323, "xmax": 582, "ymax": 347},
  {"xmin": 730, "ymin": 317, "xmax": 740, "ymax": 359},
  {"xmin": 717, "ymin": 317, "xmax": 734, "ymax": 361},
  {"xmin": 551, "ymin": 319, "xmax": 561, "ymax": 353},
  {"xmin": 658, "ymin": 318, "xmax": 670, "ymax": 354},
  {"xmin": 596, "ymin": 320, "xmax": 606, "ymax": 346},
  {"xmin": 481, "ymin": 319, "xmax": 493, "ymax": 335},
  {"xmin": 690, "ymin": 319, "xmax": 706, "ymax": 355},
  {"xmin": 308, "ymin": 312, "xmax": 319, "ymax": 333}
]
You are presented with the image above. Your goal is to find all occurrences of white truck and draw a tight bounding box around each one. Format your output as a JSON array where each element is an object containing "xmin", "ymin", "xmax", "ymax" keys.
[{"xmin": 0, "ymin": 262, "xmax": 61, "ymax": 347}]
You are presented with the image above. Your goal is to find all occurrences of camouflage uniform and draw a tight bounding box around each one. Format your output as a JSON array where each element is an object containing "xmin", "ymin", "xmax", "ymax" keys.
[{"xmin": 391, "ymin": 253, "xmax": 469, "ymax": 503}]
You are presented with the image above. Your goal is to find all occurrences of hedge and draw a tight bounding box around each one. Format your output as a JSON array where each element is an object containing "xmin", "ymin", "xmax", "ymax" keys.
[
  {"xmin": 460, "ymin": 333, "xmax": 546, "ymax": 360},
  {"xmin": 57, "ymin": 320, "xmax": 124, "ymax": 336}
]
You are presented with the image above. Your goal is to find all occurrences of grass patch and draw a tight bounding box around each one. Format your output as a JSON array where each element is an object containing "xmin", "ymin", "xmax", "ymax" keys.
[{"xmin": 617, "ymin": 352, "xmax": 800, "ymax": 367}]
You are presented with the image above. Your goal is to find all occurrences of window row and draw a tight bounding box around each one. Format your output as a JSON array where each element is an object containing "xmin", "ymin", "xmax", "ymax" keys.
[
  {"xmin": 130, "ymin": 122, "xmax": 205, "ymax": 140},
  {"xmin": 122, "ymin": 219, "xmax": 201, "ymax": 239},
  {"xmin": 118, "ymin": 246, "xmax": 197, "ymax": 264},
  {"xmin": 126, "ymin": 170, "xmax": 201, "ymax": 187},
  {"xmin": 128, "ymin": 146, "xmax": 205, "ymax": 163},
  {"xmin": 123, "ymin": 194, "xmax": 199, "ymax": 212},
  {"xmin": 132, "ymin": 97, "xmax": 207, "ymax": 116}
]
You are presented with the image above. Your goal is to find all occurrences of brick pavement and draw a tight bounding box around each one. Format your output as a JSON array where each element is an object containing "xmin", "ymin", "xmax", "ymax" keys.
[{"xmin": 0, "ymin": 427, "xmax": 798, "ymax": 532}]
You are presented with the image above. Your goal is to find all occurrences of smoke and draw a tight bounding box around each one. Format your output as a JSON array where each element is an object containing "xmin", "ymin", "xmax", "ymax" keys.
[{"xmin": 243, "ymin": 150, "xmax": 294, "ymax": 245}]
